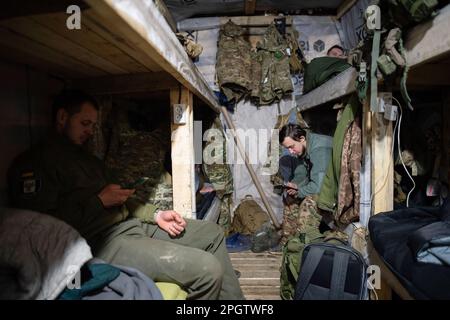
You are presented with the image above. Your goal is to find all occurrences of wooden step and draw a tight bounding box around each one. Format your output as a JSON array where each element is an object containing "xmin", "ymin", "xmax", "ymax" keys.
[
  {"xmin": 241, "ymin": 285, "xmax": 280, "ymax": 295},
  {"xmin": 238, "ymin": 270, "xmax": 280, "ymax": 279},
  {"xmin": 239, "ymin": 277, "xmax": 280, "ymax": 286},
  {"xmin": 245, "ymin": 294, "xmax": 281, "ymax": 300},
  {"xmin": 230, "ymin": 251, "xmax": 282, "ymax": 300}
]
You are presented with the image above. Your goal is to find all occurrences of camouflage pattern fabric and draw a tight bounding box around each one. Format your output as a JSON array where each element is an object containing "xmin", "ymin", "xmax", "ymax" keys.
[
  {"xmin": 335, "ymin": 118, "xmax": 361, "ymax": 228},
  {"xmin": 394, "ymin": 170, "xmax": 407, "ymax": 204},
  {"xmin": 176, "ymin": 32, "xmax": 203, "ymax": 60},
  {"xmin": 280, "ymin": 196, "xmax": 322, "ymax": 245},
  {"xmin": 250, "ymin": 50, "xmax": 263, "ymax": 105},
  {"xmin": 104, "ymin": 106, "xmax": 171, "ymax": 208},
  {"xmin": 285, "ymin": 30, "xmax": 303, "ymax": 74},
  {"xmin": 202, "ymin": 117, "xmax": 233, "ymax": 199},
  {"xmin": 105, "ymin": 128, "xmax": 170, "ymax": 206},
  {"xmin": 218, "ymin": 194, "xmax": 232, "ymax": 236},
  {"xmin": 231, "ymin": 195, "xmax": 269, "ymax": 235},
  {"xmin": 216, "ymin": 20, "xmax": 252, "ymax": 104},
  {"xmin": 257, "ymin": 23, "xmax": 293, "ymax": 106}
]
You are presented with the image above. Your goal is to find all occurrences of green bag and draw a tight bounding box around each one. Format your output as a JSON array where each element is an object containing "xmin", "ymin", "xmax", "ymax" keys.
[
  {"xmin": 377, "ymin": 54, "xmax": 397, "ymax": 76},
  {"xmin": 386, "ymin": 0, "xmax": 439, "ymax": 27},
  {"xmin": 398, "ymin": 0, "xmax": 439, "ymax": 22}
]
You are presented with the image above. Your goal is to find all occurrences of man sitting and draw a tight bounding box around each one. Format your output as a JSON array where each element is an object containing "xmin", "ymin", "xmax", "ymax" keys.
[{"xmin": 7, "ymin": 90, "xmax": 243, "ymax": 300}]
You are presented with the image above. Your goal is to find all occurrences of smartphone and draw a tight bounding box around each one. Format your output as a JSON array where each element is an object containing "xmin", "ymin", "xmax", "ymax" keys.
[{"xmin": 123, "ymin": 177, "xmax": 149, "ymax": 189}]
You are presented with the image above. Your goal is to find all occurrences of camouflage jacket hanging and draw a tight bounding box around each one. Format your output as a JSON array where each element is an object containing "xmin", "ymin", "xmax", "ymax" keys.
[
  {"xmin": 216, "ymin": 20, "xmax": 252, "ymax": 105},
  {"xmin": 335, "ymin": 118, "xmax": 361, "ymax": 228},
  {"xmin": 257, "ymin": 23, "xmax": 293, "ymax": 106},
  {"xmin": 202, "ymin": 117, "xmax": 233, "ymax": 199}
]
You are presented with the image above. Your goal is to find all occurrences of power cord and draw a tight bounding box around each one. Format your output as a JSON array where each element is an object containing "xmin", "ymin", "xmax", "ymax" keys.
[{"xmin": 392, "ymin": 96, "xmax": 416, "ymax": 207}]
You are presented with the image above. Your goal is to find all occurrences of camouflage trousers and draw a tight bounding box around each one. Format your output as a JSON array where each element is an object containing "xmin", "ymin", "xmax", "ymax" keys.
[
  {"xmin": 280, "ymin": 196, "xmax": 349, "ymax": 246},
  {"xmin": 280, "ymin": 196, "xmax": 322, "ymax": 245},
  {"xmin": 218, "ymin": 194, "xmax": 232, "ymax": 236}
]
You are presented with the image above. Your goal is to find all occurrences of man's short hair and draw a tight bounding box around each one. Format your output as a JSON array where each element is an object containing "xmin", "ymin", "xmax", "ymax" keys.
[
  {"xmin": 52, "ymin": 89, "xmax": 99, "ymax": 121},
  {"xmin": 327, "ymin": 45, "xmax": 345, "ymax": 56}
]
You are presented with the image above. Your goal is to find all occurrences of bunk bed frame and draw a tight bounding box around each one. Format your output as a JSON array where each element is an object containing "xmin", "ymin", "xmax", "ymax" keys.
[{"xmin": 0, "ymin": 0, "xmax": 221, "ymax": 219}]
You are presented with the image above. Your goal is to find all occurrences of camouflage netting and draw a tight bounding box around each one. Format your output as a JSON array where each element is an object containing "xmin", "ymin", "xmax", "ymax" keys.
[
  {"xmin": 88, "ymin": 99, "xmax": 173, "ymax": 210},
  {"xmin": 88, "ymin": 99, "xmax": 236, "ymax": 224}
]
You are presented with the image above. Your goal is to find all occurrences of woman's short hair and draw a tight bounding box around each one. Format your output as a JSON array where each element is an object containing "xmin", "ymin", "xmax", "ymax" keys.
[{"xmin": 279, "ymin": 124, "xmax": 307, "ymax": 144}]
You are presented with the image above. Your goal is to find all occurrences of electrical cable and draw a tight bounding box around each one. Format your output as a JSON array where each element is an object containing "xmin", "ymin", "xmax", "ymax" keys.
[{"xmin": 393, "ymin": 96, "xmax": 416, "ymax": 207}]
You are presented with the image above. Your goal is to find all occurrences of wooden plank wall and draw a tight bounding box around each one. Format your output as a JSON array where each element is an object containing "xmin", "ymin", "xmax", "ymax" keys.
[{"xmin": 0, "ymin": 60, "xmax": 63, "ymax": 205}]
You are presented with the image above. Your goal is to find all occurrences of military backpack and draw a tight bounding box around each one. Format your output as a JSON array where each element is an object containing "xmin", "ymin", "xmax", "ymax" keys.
[
  {"xmin": 385, "ymin": 0, "xmax": 439, "ymax": 28},
  {"xmin": 280, "ymin": 232, "xmax": 368, "ymax": 300}
]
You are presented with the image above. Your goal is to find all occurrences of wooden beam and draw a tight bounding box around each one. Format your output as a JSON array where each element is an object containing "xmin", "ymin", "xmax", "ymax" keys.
[
  {"xmin": 170, "ymin": 87, "xmax": 196, "ymax": 219},
  {"xmin": 368, "ymin": 240, "xmax": 414, "ymax": 300},
  {"xmin": 407, "ymin": 63, "xmax": 450, "ymax": 86},
  {"xmin": 73, "ymin": 72, "xmax": 178, "ymax": 95},
  {"xmin": 370, "ymin": 97, "xmax": 394, "ymax": 300},
  {"xmin": 336, "ymin": 0, "xmax": 358, "ymax": 20},
  {"xmin": 371, "ymin": 113, "xmax": 394, "ymax": 213},
  {"xmin": 405, "ymin": 4, "xmax": 450, "ymax": 68},
  {"xmin": 179, "ymin": 15, "xmax": 292, "ymax": 31},
  {"xmin": 297, "ymin": 68, "xmax": 357, "ymax": 111},
  {"xmin": 245, "ymin": 0, "xmax": 257, "ymax": 15},
  {"xmin": 154, "ymin": 0, "xmax": 178, "ymax": 33},
  {"xmin": 0, "ymin": 0, "xmax": 87, "ymax": 20},
  {"xmin": 85, "ymin": 0, "xmax": 220, "ymax": 112}
]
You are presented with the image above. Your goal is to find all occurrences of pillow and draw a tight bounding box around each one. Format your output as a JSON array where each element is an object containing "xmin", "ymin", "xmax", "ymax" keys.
[{"xmin": 0, "ymin": 208, "xmax": 92, "ymax": 299}]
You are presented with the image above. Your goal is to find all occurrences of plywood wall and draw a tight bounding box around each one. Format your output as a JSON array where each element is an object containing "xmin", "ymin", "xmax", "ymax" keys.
[{"xmin": 0, "ymin": 59, "xmax": 64, "ymax": 205}]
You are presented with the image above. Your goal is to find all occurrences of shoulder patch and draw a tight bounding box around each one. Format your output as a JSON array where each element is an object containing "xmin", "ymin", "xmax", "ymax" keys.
[{"xmin": 20, "ymin": 171, "xmax": 42, "ymax": 195}]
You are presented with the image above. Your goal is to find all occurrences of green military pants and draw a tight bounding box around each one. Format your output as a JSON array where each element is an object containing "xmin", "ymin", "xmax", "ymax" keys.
[{"xmin": 91, "ymin": 218, "xmax": 244, "ymax": 300}]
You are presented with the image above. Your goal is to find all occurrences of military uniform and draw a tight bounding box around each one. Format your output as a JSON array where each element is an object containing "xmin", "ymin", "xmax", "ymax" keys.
[
  {"xmin": 216, "ymin": 20, "xmax": 252, "ymax": 104},
  {"xmin": 8, "ymin": 134, "xmax": 244, "ymax": 300},
  {"xmin": 202, "ymin": 117, "xmax": 234, "ymax": 234},
  {"xmin": 279, "ymin": 132, "xmax": 333, "ymax": 244},
  {"xmin": 257, "ymin": 23, "xmax": 293, "ymax": 105}
]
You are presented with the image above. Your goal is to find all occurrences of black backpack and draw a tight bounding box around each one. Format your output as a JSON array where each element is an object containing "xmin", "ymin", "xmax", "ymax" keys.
[{"xmin": 293, "ymin": 238, "xmax": 369, "ymax": 300}]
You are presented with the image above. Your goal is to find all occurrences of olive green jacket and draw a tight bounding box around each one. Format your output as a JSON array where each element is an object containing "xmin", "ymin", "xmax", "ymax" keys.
[
  {"xmin": 292, "ymin": 132, "xmax": 333, "ymax": 199},
  {"xmin": 8, "ymin": 134, "xmax": 158, "ymax": 243},
  {"xmin": 317, "ymin": 94, "xmax": 360, "ymax": 213}
]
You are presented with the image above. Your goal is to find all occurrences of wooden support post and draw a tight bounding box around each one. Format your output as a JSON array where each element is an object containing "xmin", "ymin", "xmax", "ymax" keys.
[
  {"xmin": 244, "ymin": 0, "xmax": 257, "ymax": 15},
  {"xmin": 370, "ymin": 98, "xmax": 394, "ymax": 300},
  {"xmin": 170, "ymin": 87, "xmax": 196, "ymax": 219}
]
